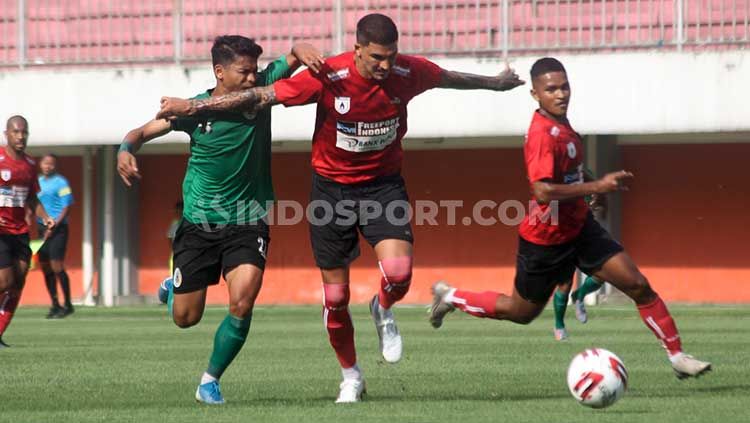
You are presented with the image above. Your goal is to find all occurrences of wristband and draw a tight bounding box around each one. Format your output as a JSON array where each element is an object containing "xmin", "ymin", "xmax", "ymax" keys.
[{"xmin": 118, "ymin": 142, "xmax": 134, "ymax": 153}]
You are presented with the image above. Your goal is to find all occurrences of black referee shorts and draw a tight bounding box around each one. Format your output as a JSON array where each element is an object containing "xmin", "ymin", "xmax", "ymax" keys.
[
  {"xmin": 514, "ymin": 212, "xmax": 623, "ymax": 304},
  {"xmin": 38, "ymin": 223, "xmax": 69, "ymax": 262}
]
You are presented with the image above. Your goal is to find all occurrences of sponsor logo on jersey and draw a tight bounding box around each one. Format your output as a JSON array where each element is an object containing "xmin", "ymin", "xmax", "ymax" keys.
[
  {"xmin": 335, "ymin": 97, "xmax": 351, "ymax": 114},
  {"xmin": 550, "ymin": 126, "xmax": 561, "ymax": 137},
  {"xmin": 567, "ymin": 141, "xmax": 577, "ymax": 159},
  {"xmin": 335, "ymin": 118, "xmax": 400, "ymax": 153},
  {"xmin": 172, "ymin": 268, "xmax": 182, "ymax": 288},
  {"xmin": 327, "ymin": 68, "xmax": 350, "ymax": 82},
  {"xmin": 1, "ymin": 170, "xmax": 10, "ymax": 182},
  {"xmin": 563, "ymin": 164, "xmax": 584, "ymax": 185},
  {"xmin": 393, "ymin": 65, "xmax": 411, "ymax": 77},
  {"xmin": 0, "ymin": 185, "xmax": 29, "ymax": 207}
]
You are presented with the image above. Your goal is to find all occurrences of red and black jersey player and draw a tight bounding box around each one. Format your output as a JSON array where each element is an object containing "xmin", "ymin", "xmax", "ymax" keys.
[
  {"xmin": 0, "ymin": 115, "xmax": 56, "ymax": 348},
  {"xmin": 428, "ymin": 57, "xmax": 711, "ymax": 380},
  {"xmin": 156, "ymin": 13, "xmax": 525, "ymax": 402}
]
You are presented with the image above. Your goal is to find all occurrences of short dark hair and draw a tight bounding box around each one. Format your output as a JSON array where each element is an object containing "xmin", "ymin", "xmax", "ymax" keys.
[
  {"xmin": 6, "ymin": 115, "xmax": 28, "ymax": 130},
  {"xmin": 356, "ymin": 13, "xmax": 399, "ymax": 46},
  {"xmin": 42, "ymin": 153, "xmax": 58, "ymax": 162},
  {"xmin": 211, "ymin": 35, "xmax": 263, "ymax": 66},
  {"xmin": 530, "ymin": 57, "xmax": 566, "ymax": 80}
]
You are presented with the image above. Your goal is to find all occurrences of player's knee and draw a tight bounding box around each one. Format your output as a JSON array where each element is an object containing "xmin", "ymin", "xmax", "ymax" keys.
[
  {"xmin": 323, "ymin": 283, "xmax": 350, "ymax": 310},
  {"xmin": 173, "ymin": 310, "xmax": 201, "ymax": 328},
  {"xmin": 229, "ymin": 300, "xmax": 254, "ymax": 319},
  {"xmin": 379, "ymin": 256, "xmax": 413, "ymax": 287},
  {"xmin": 628, "ymin": 274, "xmax": 656, "ymax": 304}
]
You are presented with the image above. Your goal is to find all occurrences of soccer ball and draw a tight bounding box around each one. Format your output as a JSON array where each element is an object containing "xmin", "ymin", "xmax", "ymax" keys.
[{"xmin": 567, "ymin": 348, "xmax": 628, "ymax": 408}]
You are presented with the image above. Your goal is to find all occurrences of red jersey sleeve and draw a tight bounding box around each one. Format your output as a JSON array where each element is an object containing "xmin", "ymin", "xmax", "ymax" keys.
[
  {"xmin": 410, "ymin": 56, "xmax": 443, "ymax": 95},
  {"xmin": 525, "ymin": 129, "xmax": 555, "ymax": 182},
  {"xmin": 274, "ymin": 69, "xmax": 323, "ymax": 107}
]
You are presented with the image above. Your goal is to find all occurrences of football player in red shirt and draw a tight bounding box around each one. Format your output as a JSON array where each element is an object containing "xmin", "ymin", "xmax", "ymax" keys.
[
  {"xmin": 0, "ymin": 115, "xmax": 55, "ymax": 348},
  {"xmin": 157, "ymin": 14, "xmax": 524, "ymax": 402},
  {"xmin": 428, "ymin": 58, "xmax": 711, "ymax": 380}
]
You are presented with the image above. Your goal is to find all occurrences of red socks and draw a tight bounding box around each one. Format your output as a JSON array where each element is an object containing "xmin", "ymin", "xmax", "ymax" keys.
[
  {"xmin": 0, "ymin": 290, "xmax": 20, "ymax": 335},
  {"xmin": 448, "ymin": 290, "xmax": 499, "ymax": 318},
  {"xmin": 638, "ymin": 296, "xmax": 682, "ymax": 356},
  {"xmin": 323, "ymin": 284, "xmax": 356, "ymax": 368}
]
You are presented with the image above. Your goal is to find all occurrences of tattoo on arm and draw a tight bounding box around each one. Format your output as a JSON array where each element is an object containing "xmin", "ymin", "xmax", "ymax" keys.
[
  {"xmin": 440, "ymin": 70, "xmax": 499, "ymax": 90},
  {"xmin": 192, "ymin": 86, "xmax": 279, "ymax": 113}
]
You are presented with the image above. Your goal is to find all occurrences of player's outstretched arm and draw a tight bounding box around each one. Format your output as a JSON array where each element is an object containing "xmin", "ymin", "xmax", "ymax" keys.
[
  {"xmin": 157, "ymin": 86, "xmax": 279, "ymax": 120},
  {"xmin": 533, "ymin": 170, "xmax": 634, "ymax": 204},
  {"xmin": 439, "ymin": 65, "xmax": 525, "ymax": 91},
  {"xmin": 287, "ymin": 42, "xmax": 324, "ymax": 73},
  {"xmin": 117, "ymin": 119, "xmax": 172, "ymax": 187}
]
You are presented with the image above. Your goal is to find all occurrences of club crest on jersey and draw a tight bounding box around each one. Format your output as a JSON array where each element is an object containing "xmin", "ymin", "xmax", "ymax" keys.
[
  {"xmin": 567, "ymin": 142, "xmax": 577, "ymax": 159},
  {"xmin": 335, "ymin": 97, "xmax": 351, "ymax": 114},
  {"xmin": 1, "ymin": 170, "xmax": 10, "ymax": 181},
  {"xmin": 550, "ymin": 126, "xmax": 561, "ymax": 137},
  {"xmin": 172, "ymin": 268, "xmax": 182, "ymax": 288}
]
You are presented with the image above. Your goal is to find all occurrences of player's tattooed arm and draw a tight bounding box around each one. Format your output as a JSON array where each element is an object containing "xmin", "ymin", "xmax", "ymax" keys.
[
  {"xmin": 439, "ymin": 67, "xmax": 525, "ymax": 91},
  {"xmin": 156, "ymin": 86, "xmax": 279, "ymax": 119}
]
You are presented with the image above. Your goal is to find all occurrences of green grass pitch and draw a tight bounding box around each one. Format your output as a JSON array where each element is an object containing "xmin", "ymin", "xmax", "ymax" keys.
[{"xmin": 2, "ymin": 304, "xmax": 747, "ymax": 423}]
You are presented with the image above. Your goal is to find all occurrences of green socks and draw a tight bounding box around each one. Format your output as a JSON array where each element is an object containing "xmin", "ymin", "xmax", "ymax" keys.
[
  {"xmin": 553, "ymin": 290, "xmax": 569, "ymax": 330},
  {"xmin": 573, "ymin": 276, "xmax": 603, "ymax": 302},
  {"xmin": 207, "ymin": 313, "xmax": 253, "ymax": 379}
]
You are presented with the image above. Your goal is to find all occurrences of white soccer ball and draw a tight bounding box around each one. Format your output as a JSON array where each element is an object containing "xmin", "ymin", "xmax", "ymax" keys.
[{"xmin": 567, "ymin": 348, "xmax": 628, "ymax": 409}]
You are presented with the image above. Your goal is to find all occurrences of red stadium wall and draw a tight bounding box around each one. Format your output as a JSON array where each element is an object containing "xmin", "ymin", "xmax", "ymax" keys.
[
  {"xmin": 19, "ymin": 144, "xmax": 750, "ymax": 306},
  {"xmin": 619, "ymin": 143, "xmax": 750, "ymax": 303}
]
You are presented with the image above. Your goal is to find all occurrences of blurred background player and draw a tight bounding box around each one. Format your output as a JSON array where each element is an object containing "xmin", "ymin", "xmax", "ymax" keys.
[
  {"xmin": 0, "ymin": 115, "xmax": 55, "ymax": 348},
  {"xmin": 118, "ymin": 36, "xmax": 323, "ymax": 404},
  {"xmin": 157, "ymin": 13, "xmax": 524, "ymax": 403},
  {"xmin": 429, "ymin": 57, "xmax": 711, "ymax": 380},
  {"xmin": 551, "ymin": 274, "xmax": 603, "ymax": 340},
  {"xmin": 158, "ymin": 201, "xmax": 183, "ymax": 305},
  {"xmin": 37, "ymin": 153, "xmax": 75, "ymax": 319}
]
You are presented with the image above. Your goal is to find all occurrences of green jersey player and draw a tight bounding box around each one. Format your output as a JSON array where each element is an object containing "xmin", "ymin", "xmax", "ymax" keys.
[{"xmin": 117, "ymin": 35, "xmax": 323, "ymax": 404}]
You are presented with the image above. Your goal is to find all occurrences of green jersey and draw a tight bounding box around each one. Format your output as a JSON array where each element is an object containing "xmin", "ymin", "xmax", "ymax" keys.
[{"xmin": 172, "ymin": 55, "xmax": 291, "ymax": 225}]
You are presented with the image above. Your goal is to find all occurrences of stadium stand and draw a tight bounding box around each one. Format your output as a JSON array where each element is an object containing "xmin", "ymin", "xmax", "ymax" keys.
[{"xmin": 0, "ymin": 0, "xmax": 746, "ymax": 67}]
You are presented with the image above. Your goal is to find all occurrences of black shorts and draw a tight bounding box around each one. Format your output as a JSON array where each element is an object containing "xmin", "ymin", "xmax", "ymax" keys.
[
  {"xmin": 514, "ymin": 212, "xmax": 623, "ymax": 303},
  {"xmin": 0, "ymin": 233, "xmax": 31, "ymax": 268},
  {"xmin": 171, "ymin": 220, "xmax": 270, "ymax": 294},
  {"xmin": 309, "ymin": 172, "xmax": 414, "ymax": 269},
  {"xmin": 38, "ymin": 223, "xmax": 69, "ymax": 261}
]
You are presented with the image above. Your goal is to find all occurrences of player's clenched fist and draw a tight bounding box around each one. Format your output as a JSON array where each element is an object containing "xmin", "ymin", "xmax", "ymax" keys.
[{"xmin": 157, "ymin": 97, "xmax": 195, "ymax": 120}]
